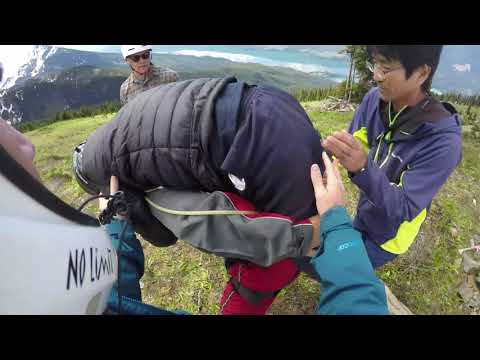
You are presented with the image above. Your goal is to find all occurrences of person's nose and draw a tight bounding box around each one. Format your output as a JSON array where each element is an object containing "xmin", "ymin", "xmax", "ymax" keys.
[{"xmin": 372, "ymin": 70, "xmax": 384, "ymax": 83}]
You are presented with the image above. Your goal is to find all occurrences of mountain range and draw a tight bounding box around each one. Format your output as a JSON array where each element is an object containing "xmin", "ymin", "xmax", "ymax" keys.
[
  {"xmin": 1, "ymin": 45, "xmax": 479, "ymax": 124},
  {"xmin": 61, "ymin": 45, "xmax": 480, "ymax": 95},
  {"xmin": 0, "ymin": 46, "xmax": 335, "ymax": 123}
]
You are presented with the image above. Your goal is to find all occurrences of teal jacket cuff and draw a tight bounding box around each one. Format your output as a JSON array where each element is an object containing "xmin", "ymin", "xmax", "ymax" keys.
[
  {"xmin": 319, "ymin": 206, "xmax": 352, "ymax": 241},
  {"xmin": 320, "ymin": 206, "xmax": 352, "ymax": 228}
]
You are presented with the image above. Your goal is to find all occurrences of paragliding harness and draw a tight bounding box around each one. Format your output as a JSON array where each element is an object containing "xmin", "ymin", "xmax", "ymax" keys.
[
  {"xmin": 74, "ymin": 138, "xmax": 286, "ymax": 307},
  {"xmin": 78, "ymin": 191, "xmax": 276, "ymax": 310},
  {"xmin": 85, "ymin": 192, "xmax": 282, "ymax": 307}
]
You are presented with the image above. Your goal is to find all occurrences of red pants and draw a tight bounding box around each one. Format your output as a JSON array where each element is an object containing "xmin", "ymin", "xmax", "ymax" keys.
[{"xmin": 219, "ymin": 258, "xmax": 300, "ymax": 315}]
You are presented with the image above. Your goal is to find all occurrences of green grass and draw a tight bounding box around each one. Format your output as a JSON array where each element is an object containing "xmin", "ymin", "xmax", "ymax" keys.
[
  {"xmin": 29, "ymin": 113, "xmax": 114, "ymax": 212},
  {"xmin": 378, "ymin": 156, "xmax": 480, "ymax": 314},
  {"xmin": 25, "ymin": 105, "xmax": 480, "ymax": 314}
]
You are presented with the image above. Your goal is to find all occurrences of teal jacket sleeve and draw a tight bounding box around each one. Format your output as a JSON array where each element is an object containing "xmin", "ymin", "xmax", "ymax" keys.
[
  {"xmin": 104, "ymin": 219, "xmax": 187, "ymax": 315},
  {"xmin": 311, "ymin": 207, "xmax": 389, "ymax": 315}
]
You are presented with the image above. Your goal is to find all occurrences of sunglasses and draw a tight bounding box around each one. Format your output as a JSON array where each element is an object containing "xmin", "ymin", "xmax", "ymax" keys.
[{"xmin": 128, "ymin": 52, "xmax": 151, "ymax": 62}]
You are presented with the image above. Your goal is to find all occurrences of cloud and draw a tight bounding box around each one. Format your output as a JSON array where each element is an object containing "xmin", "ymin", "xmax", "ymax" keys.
[
  {"xmin": 281, "ymin": 62, "xmax": 330, "ymax": 74},
  {"xmin": 55, "ymin": 45, "xmax": 120, "ymax": 53},
  {"xmin": 171, "ymin": 49, "xmax": 339, "ymax": 76},
  {"xmin": 258, "ymin": 45, "xmax": 289, "ymax": 50},
  {"xmin": 452, "ymin": 63, "xmax": 471, "ymax": 72},
  {"xmin": 172, "ymin": 50, "xmax": 258, "ymax": 63},
  {"xmin": 299, "ymin": 48, "xmax": 347, "ymax": 59}
]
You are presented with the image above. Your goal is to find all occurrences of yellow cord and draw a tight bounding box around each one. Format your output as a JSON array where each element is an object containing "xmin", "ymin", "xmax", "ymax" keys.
[{"xmin": 144, "ymin": 196, "xmax": 258, "ymax": 216}]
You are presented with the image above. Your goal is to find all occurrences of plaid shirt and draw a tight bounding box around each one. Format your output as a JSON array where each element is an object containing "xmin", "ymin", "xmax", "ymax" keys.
[{"xmin": 120, "ymin": 65, "xmax": 179, "ymax": 105}]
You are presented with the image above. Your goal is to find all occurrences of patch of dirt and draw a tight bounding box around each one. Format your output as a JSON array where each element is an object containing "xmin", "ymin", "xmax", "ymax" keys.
[
  {"xmin": 41, "ymin": 156, "xmax": 65, "ymax": 169},
  {"xmin": 393, "ymin": 229, "xmax": 432, "ymax": 272},
  {"xmin": 45, "ymin": 175, "xmax": 70, "ymax": 193},
  {"xmin": 459, "ymin": 273, "xmax": 480, "ymax": 314},
  {"xmin": 303, "ymin": 97, "xmax": 357, "ymax": 113},
  {"xmin": 458, "ymin": 234, "xmax": 480, "ymax": 315}
]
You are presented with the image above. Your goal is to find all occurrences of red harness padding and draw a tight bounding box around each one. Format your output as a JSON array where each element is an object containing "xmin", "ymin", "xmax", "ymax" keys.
[{"xmin": 220, "ymin": 258, "xmax": 300, "ymax": 315}]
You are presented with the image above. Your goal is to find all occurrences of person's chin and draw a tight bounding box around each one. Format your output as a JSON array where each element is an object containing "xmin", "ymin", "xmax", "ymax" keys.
[
  {"xmin": 136, "ymin": 66, "xmax": 149, "ymax": 74},
  {"xmin": 378, "ymin": 88, "xmax": 390, "ymax": 101}
]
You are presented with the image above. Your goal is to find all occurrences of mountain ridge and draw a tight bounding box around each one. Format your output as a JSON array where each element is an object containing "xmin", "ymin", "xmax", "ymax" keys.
[
  {"xmin": 0, "ymin": 46, "xmax": 335, "ymax": 123},
  {"xmin": 2, "ymin": 45, "xmax": 480, "ymax": 123}
]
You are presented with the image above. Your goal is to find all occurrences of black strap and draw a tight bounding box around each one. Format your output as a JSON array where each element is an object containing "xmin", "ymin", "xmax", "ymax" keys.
[
  {"xmin": 229, "ymin": 277, "xmax": 279, "ymax": 305},
  {"xmin": 224, "ymin": 258, "xmax": 249, "ymax": 270}
]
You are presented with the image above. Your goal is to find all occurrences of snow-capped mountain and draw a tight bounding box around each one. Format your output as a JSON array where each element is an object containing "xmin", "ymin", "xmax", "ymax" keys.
[
  {"xmin": 0, "ymin": 45, "xmax": 58, "ymax": 90},
  {"xmin": 0, "ymin": 45, "xmax": 126, "ymax": 91}
]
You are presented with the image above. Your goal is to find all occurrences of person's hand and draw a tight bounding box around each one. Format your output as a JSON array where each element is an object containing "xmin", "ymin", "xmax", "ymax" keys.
[
  {"xmin": 99, "ymin": 176, "xmax": 119, "ymax": 211},
  {"xmin": 322, "ymin": 130, "xmax": 368, "ymax": 174},
  {"xmin": 0, "ymin": 118, "xmax": 40, "ymax": 180},
  {"xmin": 311, "ymin": 152, "xmax": 346, "ymax": 217}
]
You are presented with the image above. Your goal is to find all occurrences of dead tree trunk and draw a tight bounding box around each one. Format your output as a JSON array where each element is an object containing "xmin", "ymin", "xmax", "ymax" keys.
[
  {"xmin": 347, "ymin": 61, "xmax": 356, "ymax": 104},
  {"xmin": 344, "ymin": 55, "xmax": 353, "ymax": 102}
]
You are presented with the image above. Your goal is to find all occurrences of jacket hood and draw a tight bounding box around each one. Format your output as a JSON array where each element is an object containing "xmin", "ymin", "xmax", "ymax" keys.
[{"xmin": 373, "ymin": 88, "xmax": 462, "ymax": 143}]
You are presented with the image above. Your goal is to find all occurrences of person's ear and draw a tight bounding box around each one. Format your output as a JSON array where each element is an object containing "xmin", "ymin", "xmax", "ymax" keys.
[{"xmin": 416, "ymin": 64, "xmax": 431, "ymax": 86}]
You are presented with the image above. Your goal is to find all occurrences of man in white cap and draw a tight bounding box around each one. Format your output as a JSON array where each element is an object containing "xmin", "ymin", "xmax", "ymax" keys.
[{"xmin": 120, "ymin": 45, "xmax": 179, "ymax": 105}]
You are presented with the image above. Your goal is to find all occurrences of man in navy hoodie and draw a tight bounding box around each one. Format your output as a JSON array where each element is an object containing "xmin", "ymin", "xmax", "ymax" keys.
[{"xmin": 322, "ymin": 45, "xmax": 462, "ymax": 268}]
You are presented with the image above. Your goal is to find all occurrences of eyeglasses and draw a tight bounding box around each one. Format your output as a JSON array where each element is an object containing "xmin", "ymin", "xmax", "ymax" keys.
[
  {"xmin": 128, "ymin": 52, "xmax": 151, "ymax": 62},
  {"xmin": 367, "ymin": 61, "xmax": 402, "ymax": 80}
]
